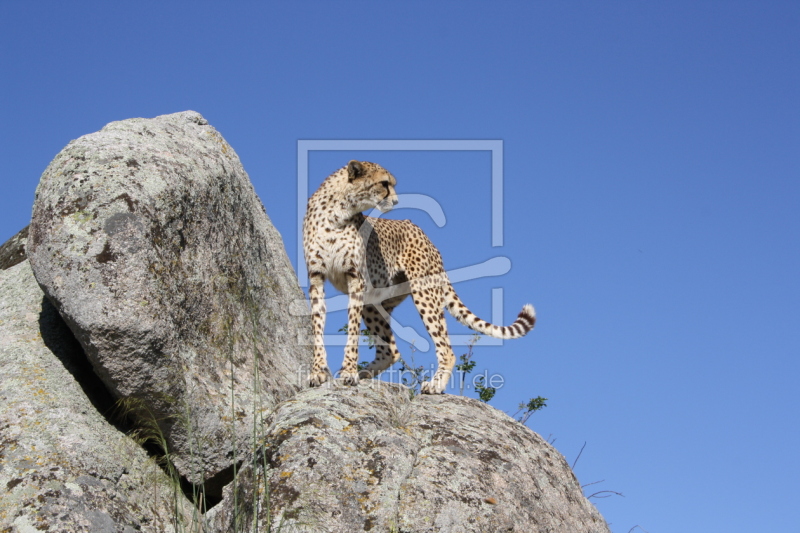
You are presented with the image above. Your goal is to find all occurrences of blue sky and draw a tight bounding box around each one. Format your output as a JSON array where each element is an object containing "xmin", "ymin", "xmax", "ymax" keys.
[{"xmin": 2, "ymin": 2, "xmax": 798, "ymax": 531}]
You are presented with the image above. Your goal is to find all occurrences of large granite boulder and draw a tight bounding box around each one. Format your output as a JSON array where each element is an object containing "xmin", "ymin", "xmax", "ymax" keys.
[
  {"xmin": 26, "ymin": 111, "xmax": 311, "ymax": 492},
  {"xmin": 206, "ymin": 381, "xmax": 610, "ymax": 533},
  {"xmin": 0, "ymin": 261, "xmax": 196, "ymax": 532}
]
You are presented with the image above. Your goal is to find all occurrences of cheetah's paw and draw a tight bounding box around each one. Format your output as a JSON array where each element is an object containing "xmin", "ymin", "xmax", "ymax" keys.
[
  {"xmin": 340, "ymin": 372, "xmax": 360, "ymax": 387},
  {"xmin": 420, "ymin": 380, "xmax": 446, "ymax": 395},
  {"xmin": 308, "ymin": 371, "xmax": 331, "ymax": 387}
]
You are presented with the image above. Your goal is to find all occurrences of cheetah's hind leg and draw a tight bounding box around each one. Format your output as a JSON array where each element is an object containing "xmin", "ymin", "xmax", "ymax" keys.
[
  {"xmin": 358, "ymin": 303, "xmax": 402, "ymax": 380},
  {"xmin": 411, "ymin": 284, "xmax": 454, "ymax": 395}
]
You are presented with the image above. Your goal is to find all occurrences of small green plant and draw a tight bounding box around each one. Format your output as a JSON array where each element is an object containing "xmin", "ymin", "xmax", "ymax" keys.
[
  {"xmin": 397, "ymin": 341, "xmax": 427, "ymax": 398},
  {"xmin": 114, "ymin": 397, "xmax": 200, "ymax": 531},
  {"xmin": 455, "ymin": 334, "xmax": 480, "ymax": 395},
  {"xmin": 454, "ymin": 335, "xmax": 499, "ymax": 402},
  {"xmin": 338, "ymin": 323, "xmax": 377, "ymax": 348},
  {"xmin": 514, "ymin": 396, "xmax": 548, "ymax": 424},
  {"xmin": 474, "ymin": 375, "xmax": 496, "ymax": 403}
]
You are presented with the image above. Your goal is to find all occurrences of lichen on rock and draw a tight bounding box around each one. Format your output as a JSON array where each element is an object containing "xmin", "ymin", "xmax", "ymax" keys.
[{"xmin": 0, "ymin": 261, "xmax": 196, "ymax": 532}]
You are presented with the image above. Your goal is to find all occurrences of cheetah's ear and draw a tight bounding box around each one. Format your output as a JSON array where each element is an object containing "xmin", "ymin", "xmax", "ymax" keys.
[{"xmin": 347, "ymin": 160, "xmax": 364, "ymax": 181}]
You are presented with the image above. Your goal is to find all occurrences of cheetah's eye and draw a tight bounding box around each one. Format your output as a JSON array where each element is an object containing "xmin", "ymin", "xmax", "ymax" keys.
[{"xmin": 381, "ymin": 181, "xmax": 389, "ymax": 188}]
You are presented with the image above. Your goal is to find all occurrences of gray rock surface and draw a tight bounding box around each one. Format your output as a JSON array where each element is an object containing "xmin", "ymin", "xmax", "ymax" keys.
[
  {"xmin": 206, "ymin": 381, "xmax": 610, "ymax": 533},
  {"xmin": 27, "ymin": 111, "xmax": 311, "ymax": 490},
  {"xmin": 0, "ymin": 225, "xmax": 27, "ymax": 270},
  {"xmin": 0, "ymin": 261, "xmax": 196, "ymax": 532}
]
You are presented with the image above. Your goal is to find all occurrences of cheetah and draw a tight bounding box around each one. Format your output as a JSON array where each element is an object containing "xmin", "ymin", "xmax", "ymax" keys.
[{"xmin": 304, "ymin": 160, "xmax": 536, "ymax": 394}]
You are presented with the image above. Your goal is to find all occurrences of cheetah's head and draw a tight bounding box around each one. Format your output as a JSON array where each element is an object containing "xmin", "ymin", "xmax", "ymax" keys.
[{"xmin": 346, "ymin": 160, "xmax": 399, "ymax": 214}]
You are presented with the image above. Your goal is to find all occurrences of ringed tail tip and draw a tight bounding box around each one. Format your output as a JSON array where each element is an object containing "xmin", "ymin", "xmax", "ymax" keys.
[{"xmin": 518, "ymin": 304, "xmax": 536, "ymax": 332}]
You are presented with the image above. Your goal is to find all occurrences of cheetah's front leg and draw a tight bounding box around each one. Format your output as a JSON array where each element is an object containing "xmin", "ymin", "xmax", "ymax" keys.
[
  {"xmin": 307, "ymin": 273, "xmax": 331, "ymax": 387},
  {"xmin": 340, "ymin": 273, "xmax": 365, "ymax": 386}
]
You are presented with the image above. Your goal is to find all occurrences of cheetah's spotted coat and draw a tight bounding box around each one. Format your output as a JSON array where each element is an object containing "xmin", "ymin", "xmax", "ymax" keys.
[{"xmin": 303, "ymin": 160, "xmax": 536, "ymax": 394}]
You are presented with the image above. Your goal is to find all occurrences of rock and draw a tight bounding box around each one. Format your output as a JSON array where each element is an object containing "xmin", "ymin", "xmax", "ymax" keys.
[
  {"xmin": 206, "ymin": 381, "xmax": 610, "ymax": 533},
  {"xmin": 14, "ymin": 112, "xmax": 611, "ymax": 531},
  {"xmin": 0, "ymin": 261, "xmax": 196, "ymax": 532},
  {"xmin": 26, "ymin": 111, "xmax": 311, "ymax": 492},
  {"xmin": 0, "ymin": 225, "xmax": 28, "ymax": 270}
]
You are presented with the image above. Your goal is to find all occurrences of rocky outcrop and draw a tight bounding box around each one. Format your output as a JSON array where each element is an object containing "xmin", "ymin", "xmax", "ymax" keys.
[
  {"xmin": 0, "ymin": 261, "xmax": 195, "ymax": 532},
  {"xmin": 4, "ymin": 111, "xmax": 610, "ymax": 532},
  {"xmin": 26, "ymin": 111, "xmax": 311, "ymax": 491},
  {"xmin": 206, "ymin": 382, "xmax": 610, "ymax": 533}
]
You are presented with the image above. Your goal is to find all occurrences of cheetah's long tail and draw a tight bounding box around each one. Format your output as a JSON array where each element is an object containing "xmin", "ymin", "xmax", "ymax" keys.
[{"xmin": 443, "ymin": 285, "xmax": 536, "ymax": 339}]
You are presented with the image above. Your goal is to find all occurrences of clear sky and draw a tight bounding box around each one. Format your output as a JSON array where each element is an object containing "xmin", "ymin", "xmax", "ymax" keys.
[{"xmin": 2, "ymin": 2, "xmax": 798, "ymax": 531}]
